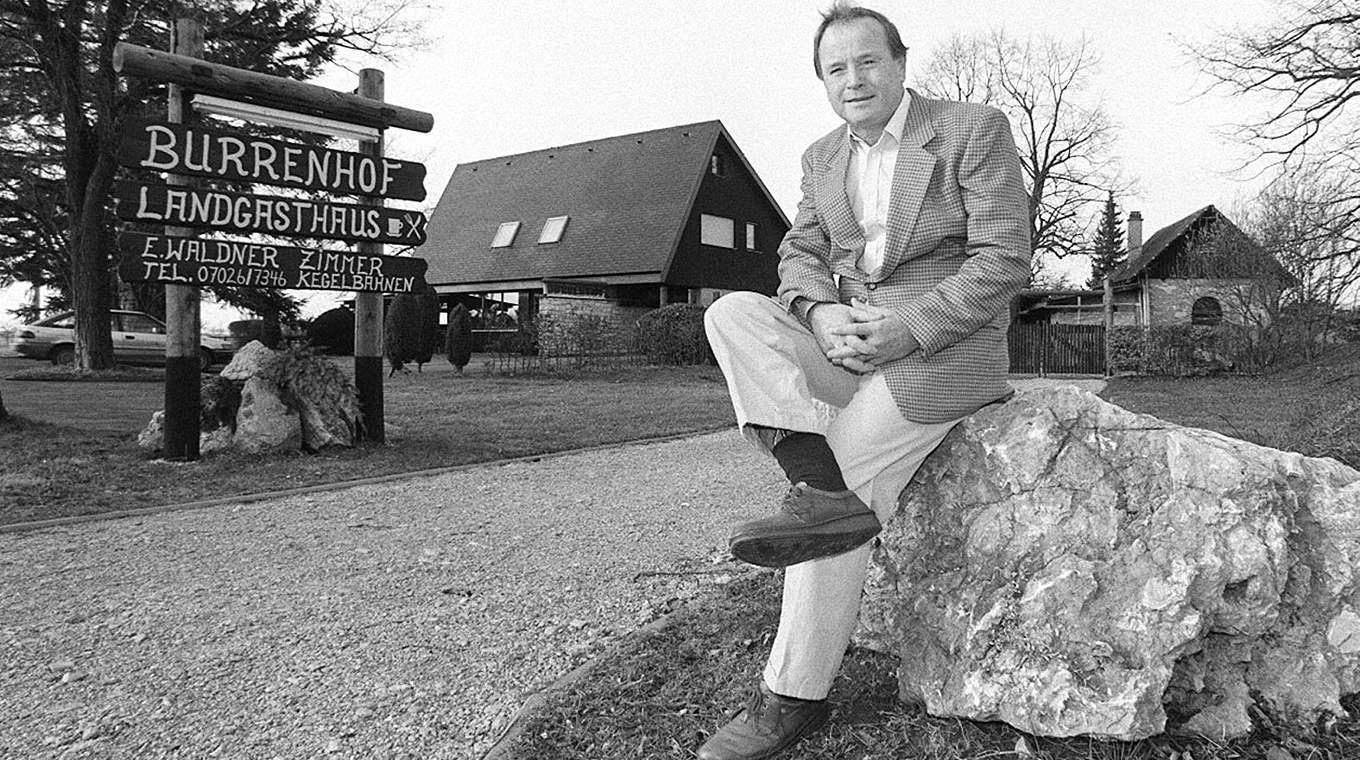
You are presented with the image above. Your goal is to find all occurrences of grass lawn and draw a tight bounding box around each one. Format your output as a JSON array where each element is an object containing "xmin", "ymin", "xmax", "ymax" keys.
[
  {"xmin": 0, "ymin": 363, "xmax": 736, "ymax": 526},
  {"xmin": 1101, "ymin": 345, "xmax": 1360, "ymax": 470}
]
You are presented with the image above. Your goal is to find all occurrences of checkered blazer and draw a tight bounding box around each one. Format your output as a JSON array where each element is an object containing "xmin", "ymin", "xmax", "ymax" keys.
[{"xmin": 777, "ymin": 90, "xmax": 1032, "ymax": 423}]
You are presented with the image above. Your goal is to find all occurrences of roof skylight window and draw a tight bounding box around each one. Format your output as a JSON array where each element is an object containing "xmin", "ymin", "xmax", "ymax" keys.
[
  {"xmin": 491, "ymin": 221, "xmax": 520, "ymax": 248},
  {"xmin": 538, "ymin": 216, "xmax": 569, "ymax": 244}
]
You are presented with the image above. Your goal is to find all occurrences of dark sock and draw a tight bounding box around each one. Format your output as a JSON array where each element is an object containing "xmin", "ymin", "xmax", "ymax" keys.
[
  {"xmin": 769, "ymin": 432, "xmax": 847, "ymax": 492},
  {"xmin": 771, "ymin": 690, "xmax": 823, "ymax": 703}
]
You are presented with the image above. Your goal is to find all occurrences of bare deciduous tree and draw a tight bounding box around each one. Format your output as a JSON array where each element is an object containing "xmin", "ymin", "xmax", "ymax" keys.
[
  {"xmin": 1186, "ymin": 161, "xmax": 1360, "ymax": 365},
  {"xmin": 1195, "ymin": 0, "xmax": 1359, "ymax": 171},
  {"xmin": 1251, "ymin": 161, "xmax": 1360, "ymax": 356},
  {"xmin": 917, "ymin": 31, "xmax": 1128, "ymax": 265}
]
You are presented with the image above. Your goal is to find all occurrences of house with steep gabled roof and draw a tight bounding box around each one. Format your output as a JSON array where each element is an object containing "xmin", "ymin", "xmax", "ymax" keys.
[{"xmin": 420, "ymin": 120, "xmax": 789, "ymax": 343}]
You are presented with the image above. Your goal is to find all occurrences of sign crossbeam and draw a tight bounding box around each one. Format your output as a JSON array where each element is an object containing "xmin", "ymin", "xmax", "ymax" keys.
[{"xmin": 113, "ymin": 43, "xmax": 434, "ymax": 133}]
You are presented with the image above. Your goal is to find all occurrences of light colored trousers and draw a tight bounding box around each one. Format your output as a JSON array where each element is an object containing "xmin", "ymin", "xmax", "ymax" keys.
[{"xmin": 704, "ymin": 291, "xmax": 959, "ymax": 700}]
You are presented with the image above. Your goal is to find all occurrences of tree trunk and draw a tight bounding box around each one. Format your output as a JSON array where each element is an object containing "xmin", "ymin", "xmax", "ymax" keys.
[
  {"xmin": 38, "ymin": 0, "xmax": 118, "ymax": 371},
  {"xmin": 65, "ymin": 139, "xmax": 118, "ymax": 370}
]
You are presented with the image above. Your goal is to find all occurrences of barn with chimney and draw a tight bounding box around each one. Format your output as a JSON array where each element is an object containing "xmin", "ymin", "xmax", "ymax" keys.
[{"xmin": 1009, "ymin": 205, "xmax": 1287, "ymax": 374}]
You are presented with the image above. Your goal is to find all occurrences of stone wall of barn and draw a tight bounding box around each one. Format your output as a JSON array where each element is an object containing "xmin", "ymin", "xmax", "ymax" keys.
[{"xmin": 1145, "ymin": 278, "xmax": 1270, "ymax": 327}]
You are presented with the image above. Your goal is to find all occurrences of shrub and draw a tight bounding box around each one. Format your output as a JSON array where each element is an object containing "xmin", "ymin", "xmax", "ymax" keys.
[
  {"xmin": 199, "ymin": 375, "xmax": 241, "ymax": 433},
  {"xmin": 635, "ymin": 303, "xmax": 713, "ymax": 365},
  {"xmin": 385, "ymin": 284, "xmax": 440, "ymax": 372},
  {"xmin": 445, "ymin": 303, "xmax": 473, "ymax": 372},
  {"xmin": 227, "ymin": 319, "xmax": 280, "ymax": 350},
  {"xmin": 255, "ymin": 343, "xmax": 359, "ymax": 440},
  {"xmin": 1108, "ymin": 325, "xmax": 1258, "ymax": 376},
  {"xmin": 306, "ymin": 308, "xmax": 355, "ymax": 355}
]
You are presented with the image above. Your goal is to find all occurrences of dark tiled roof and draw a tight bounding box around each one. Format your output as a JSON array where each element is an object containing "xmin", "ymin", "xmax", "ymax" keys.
[
  {"xmin": 422, "ymin": 120, "xmax": 747, "ymax": 287},
  {"xmin": 1112, "ymin": 204, "xmax": 1287, "ymax": 283},
  {"xmin": 1110, "ymin": 205, "xmax": 1216, "ymax": 281}
]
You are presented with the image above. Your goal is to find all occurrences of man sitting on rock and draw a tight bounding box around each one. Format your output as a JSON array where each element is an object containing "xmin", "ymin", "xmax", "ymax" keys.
[{"xmin": 699, "ymin": 2, "xmax": 1031, "ymax": 758}]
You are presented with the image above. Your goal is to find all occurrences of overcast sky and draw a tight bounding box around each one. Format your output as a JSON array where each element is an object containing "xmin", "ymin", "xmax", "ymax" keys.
[
  {"xmin": 1, "ymin": 0, "xmax": 1285, "ymax": 328},
  {"xmin": 356, "ymin": 0, "xmax": 1281, "ymax": 222}
]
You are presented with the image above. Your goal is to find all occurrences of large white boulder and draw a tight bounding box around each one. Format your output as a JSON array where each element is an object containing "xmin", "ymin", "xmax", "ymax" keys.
[
  {"xmin": 232, "ymin": 376, "xmax": 301, "ymax": 454},
  {"xmin": 138, "ymin": 345, "xmax": 356, "ymax": 455},
  {"xmin": 220, "ymin": 340, "xmax": 273, "ymax": 380},
  {"xmin": 858, "ymin": 385, "xmax": 1360, "ymax": 741}
]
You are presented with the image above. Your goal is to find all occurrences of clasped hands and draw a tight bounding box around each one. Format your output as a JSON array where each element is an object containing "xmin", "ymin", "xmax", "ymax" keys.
[{"xmin": 808, "ymin": 298, "xmax": 920, "ymax": 374}]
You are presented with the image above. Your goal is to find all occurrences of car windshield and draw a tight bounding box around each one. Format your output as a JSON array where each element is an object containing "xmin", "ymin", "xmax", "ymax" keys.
[
  {"xmin": 118, "ymin": 313, "xmax": 166, "ymax": 334},
  {"xmin": 35, "ymin": 313, "xmax": 75, "ymax": 329}
]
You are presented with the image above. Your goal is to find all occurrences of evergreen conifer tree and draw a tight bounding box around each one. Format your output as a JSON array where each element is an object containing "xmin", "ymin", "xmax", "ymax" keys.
[
  {"xmin": 1087, "ymin": 191, "xmax": 1126, "ymax": 289},
  {"xmin": 445, "ymin": 303, "xmax": 472, "ymax": 373},
  {"xmin": 412, "ymin": 283, "xmax": 440, "ymax": 370},
  {"xmin": 384, "ymin": 293, "xmax": 420, "ymax": 374}
]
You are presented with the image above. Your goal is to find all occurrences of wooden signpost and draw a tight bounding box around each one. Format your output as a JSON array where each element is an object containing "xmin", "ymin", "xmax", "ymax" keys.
[
  {"xmin": 160, "ymin": 19, "xmax": 203, "ymax": 462},
  {"xmin": 114, "ymin": 27, "xmax": 433, "ymax": 459}
]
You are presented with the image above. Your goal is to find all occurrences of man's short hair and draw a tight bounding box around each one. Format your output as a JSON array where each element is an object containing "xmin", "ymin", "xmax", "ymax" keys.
[{"xmin": 812, "ymin": 1, "xmax": 908, "ymax": 79}]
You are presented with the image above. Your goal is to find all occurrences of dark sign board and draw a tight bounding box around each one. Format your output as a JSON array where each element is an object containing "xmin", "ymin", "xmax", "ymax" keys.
[
  {"xmin": 118, "ymin": 231, "xmax": 428, "ymax": 293},
  {"xmin": 115, "ymin": 181, "xmax": 427, "ymax": 247},
  {"xmin": 117, "ymin": 118, "xmax": 427, "ymax": 201}
]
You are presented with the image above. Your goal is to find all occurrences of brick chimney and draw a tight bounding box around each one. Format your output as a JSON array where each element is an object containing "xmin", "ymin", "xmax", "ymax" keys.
[{"xmin": 1127, "ymin": 211, "xmax": 1143, "ymax": 253}]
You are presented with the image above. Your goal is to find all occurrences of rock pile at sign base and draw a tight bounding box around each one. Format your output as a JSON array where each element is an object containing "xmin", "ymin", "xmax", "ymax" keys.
[
  {"xmin": 138, "ymin": 341, "xmax": 358, "ymax": 456},
  {"xmin": 856, "ymin": 385, "xmax": 1360, "ymax": 741}
]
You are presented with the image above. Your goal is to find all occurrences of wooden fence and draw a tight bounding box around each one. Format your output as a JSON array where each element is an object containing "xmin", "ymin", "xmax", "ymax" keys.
[{"xmin": 1008, "ymin": 322, "xmax": 1105, "ymax": 375}]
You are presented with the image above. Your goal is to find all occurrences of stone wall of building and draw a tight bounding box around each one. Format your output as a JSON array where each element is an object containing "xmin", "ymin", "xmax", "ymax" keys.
[
  {"xmin": 536, "ymin": 296, "xmax": 650, "ymax": 356},
  {"xmin": 1145, "ymin": 278, "xmax": 1269, "ymax": 327}
]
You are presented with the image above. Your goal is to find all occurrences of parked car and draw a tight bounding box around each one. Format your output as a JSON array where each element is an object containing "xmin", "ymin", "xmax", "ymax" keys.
[{"xmin": 13, "ymin": 309, "xmax": 235, "ymax": 371}]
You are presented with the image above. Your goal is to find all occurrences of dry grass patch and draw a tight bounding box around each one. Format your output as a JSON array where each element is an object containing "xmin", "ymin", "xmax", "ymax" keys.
[
  {"xmin": 496, "ymin": 573, "xmax": 1360, "ymax": 760},
  {"xmin": 0, "ymin": 364, "xmax": 735, "ymax": 526}
]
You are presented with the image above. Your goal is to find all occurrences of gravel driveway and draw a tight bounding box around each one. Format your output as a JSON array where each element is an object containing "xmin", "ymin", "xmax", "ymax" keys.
[{"xmin": 0, "ymin": 430, "xmax": 781, "ymax": 759}]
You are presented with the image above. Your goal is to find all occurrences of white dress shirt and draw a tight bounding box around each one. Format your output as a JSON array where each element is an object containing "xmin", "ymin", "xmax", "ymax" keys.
[{"xmin": 845, "ymin": 90, "xmax": 911, "ymax": 277}]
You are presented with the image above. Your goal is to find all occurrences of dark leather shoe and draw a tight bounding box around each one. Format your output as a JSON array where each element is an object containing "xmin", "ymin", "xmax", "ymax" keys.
[
  {"xmin": 728, "ymin": 483, "xmax": 880, "ymax": 567},
  {"xmin": 697, "ymin": 684, "xmax": 830, "ymax": 760}
]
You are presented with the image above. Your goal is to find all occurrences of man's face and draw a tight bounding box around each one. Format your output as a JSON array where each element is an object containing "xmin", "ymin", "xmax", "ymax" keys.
[{"xmin": 817, "ymin": 18, "xmax": 906, "ymax": 142}]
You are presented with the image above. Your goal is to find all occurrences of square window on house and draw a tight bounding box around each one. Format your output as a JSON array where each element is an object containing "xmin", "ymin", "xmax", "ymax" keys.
[
  {"xmin": 745, "ymin": 223, "xmax": 758, "ymax": 251},
  {"xmin": 710, "ymin": 155, "xmax": 725, "ymax": 176},
  {"xmin": 701, "ymin": 214, "xmax": 734, "ymax": 248},
  {"xmin": 491, "ymin": 221, "xmax": 520, "ymax": 248},
  {"xmin": 538, "ymin": 216, "xmax": 569, "ymax": 244}
]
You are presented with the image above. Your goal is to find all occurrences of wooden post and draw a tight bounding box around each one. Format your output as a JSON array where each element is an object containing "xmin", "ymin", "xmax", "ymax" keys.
[
  {"xmin": 1103, "ymin": 275, "xmax": 1114, "ymax": 376},
  {"xmin": 162, "ymin": 18, "xmax": 203, "ymax": 461},
  {"xmin": 354, "ymin": 68, "xmax": 385, "ymax": 442}
]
